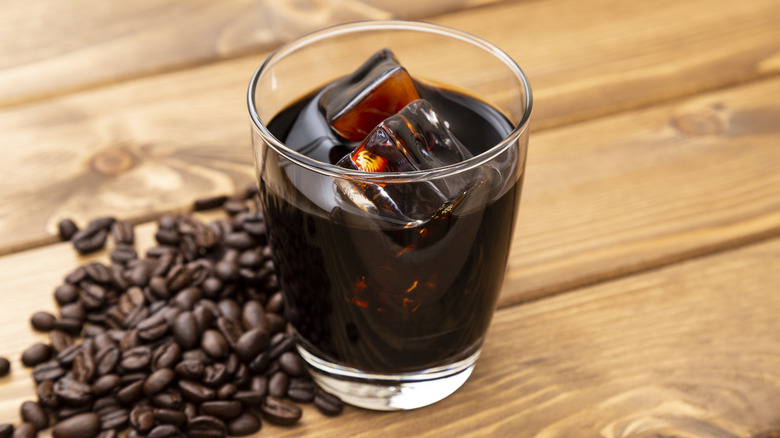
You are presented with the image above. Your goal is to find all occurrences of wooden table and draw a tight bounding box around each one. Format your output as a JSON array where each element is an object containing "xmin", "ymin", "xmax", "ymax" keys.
[{"xmin": 2, "ymin": 0, "xmax": 780, "ymax": 436}]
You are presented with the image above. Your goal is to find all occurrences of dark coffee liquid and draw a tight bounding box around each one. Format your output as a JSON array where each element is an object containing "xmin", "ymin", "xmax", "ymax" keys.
[{"xmin": 259, "ymin": 81, "xmax": 523, "ymax": 373}]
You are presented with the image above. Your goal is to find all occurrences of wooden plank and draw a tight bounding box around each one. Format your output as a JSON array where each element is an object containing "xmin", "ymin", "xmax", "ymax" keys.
[
  {"xmin": 503, "ymin": 75, "xmax": 780, "ymax": 305},
  {"xmin": 0, "ymin": 0, "xmax": 506, "ymax": 107},
  {"xmin": 2, "ymin": 0, "xmax": 779, "ymax": 256},
  {"xmin": 2, "ymin": 217, "xmax": 780, "ymax": 436}
]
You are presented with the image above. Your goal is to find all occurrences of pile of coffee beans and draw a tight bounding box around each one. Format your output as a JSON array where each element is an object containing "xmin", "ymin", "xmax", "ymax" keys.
[{"xmin": 1, "ymin": 190, "xmax": 343, "ymax": 437}]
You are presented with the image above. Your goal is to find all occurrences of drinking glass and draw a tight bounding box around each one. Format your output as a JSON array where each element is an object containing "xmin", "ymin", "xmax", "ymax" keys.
[{"xmin": 248, "ymin": 20, "xmax": 532, "ymax": 410}]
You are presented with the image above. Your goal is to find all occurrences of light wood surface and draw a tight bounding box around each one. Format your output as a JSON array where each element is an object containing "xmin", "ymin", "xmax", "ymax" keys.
[{"xmin": 1, "ymin": 0, "xmax": 780, "ymax": 436}]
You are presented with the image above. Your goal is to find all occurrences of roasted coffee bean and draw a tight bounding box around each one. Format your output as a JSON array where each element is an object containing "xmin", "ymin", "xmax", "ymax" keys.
[
  {"xmin": 178, "ymin": 380, "xmax": 215, "ymax": 404},
  {"xmin": 278, "ymin": 351, "xmax": 304, "ymax": 377},
  {"xmin": 216, "ymin": 300, "xmax": 240, "ymax": 323},
  {"xmin": 201, "ymin": 330, "xmax": 229, "ymax": 359},
  {"xmin": 56, "ymin": 404, "xmax": 91, "ymax": 421},
  {"xmin": 143, "ymin": 368, "xmax": 174, "ymax": 396},
  {"xmin": 21, "ymin": 343, "xmax": 52, "ymax": 367},
  {"xmin": 239, "ymin": 301, "xmax": 266, "ymax": 331},
  {"xmin": 0, "ymin": 424, "xmax": 12, "ymax": 438},
  {"xmin": 54, "ymin": 284, "xmax": 80, "ymax": 306},
  {"xmin": 111, "ymin": 220, "xmax": 135, "ymax": 245},
  {"xmin": 186, "ymin": 416, "xmax": 227, "ymax": 438},
  {"xmin": 268, "ymin": 371, "xmax": 289, "ymax": 398},
  {"xmin": 119, "ymin": 328, "xmax": 142, "ymax": 351},
  {"xmin": 57, "ymin": 345, "xmax": 83, "ymax": 367},
  {"xmin": 59, "ymin": 218, "xmax": 79, "ymax": 241},
  {"xmin": 232, "ymin": 390, "xmax": 263, "ymax": 407},
  {"xmin": 225, "ymin": 411, "xmax": 261, "ymax": 437},
  {"xmin": 20, "ymin": 400, "xmax": 49, "ymax": 430},
  {"xmin": 137, "ymin": 319, "xmax": 168, "ymax": 342},
  {"xmin": 266, "ymin": 291, "xmax": 285, "ymax": 314},
  {"xmin": 130, "ymin": 405, "xmax": 155, "ymax": 433},
  {"xmin": 214, "ymin": 317, "xmax": 241, "ymax": 350},
  {"xmin": 73, "ymin": 349, "xmax": 95, "ymax": 382},
  {"xmin": 148, "ymin": 423, "xmax": 180, "ymax": 438},
  {"xmin": 49, "ymin": 329, "xmax": 73, "ymax": 353},
  {"xmin": 92, "ymin": 395, "xmax": 120, "ymax": 413},
  {"xmin": 222, "ymin": 199, "xmax": 248, "ymax": 216},
  {"xmin": 32, "ymin": 361, "xmax": 66, "ymax": 382},
  {"xmin": 216, "ymin": 383, "xmax": 236, "ymax": 400},
  {"xmin": 78, "ymin": 284, "xmax": 106, "ymax": 310},
  {"xmin": 192, "ymin": 305, "xmax": 215, "ymax": 335},
  {"xmin": 53, "ymin": 318, "xmax": 84, "ymax": 335},
  {"xmin": 116, "ymin": 380, "xmax": 145, "ymax": 405},
  {"xmin": 12, "ymin": 422, "xmax": 36, "ymax": 438},
  {"xmin": 224, "ymin": 232, "xmax": 254, "ymax": 250},
  {"xmin": 287, "ymin": 378, "xmax": 317, "ymax": 403},
  {"xmin": 92, "ymin": 374, "xmax": 121, "ymax": 397},
  {"xmin": 231, "ymin": 363, "xmax": 249, "ymax": 387},
  {"xmin": 314, "ymin": 390, "xmax": 344, "ymax": 416},
  {"xmin": 0, "ymin": 357, "xmax": 9, "ymax": 377},
  {"xmin": 124, "ymin": 305, "xmax": 150, "ymax": 330},
  {"xmin": 52, "ymin": 412, "xmax": 101, "ymax": 438},
  {"xmin": 128, "ymin": 262, "xmax": 151, "ymax": 287},
  {"xmin": 30, "ymin": 311, "xmax": 56, "ymax": 332},
  {"xmin": 154, "ymin": 409, "xmax": 187, "ymax": 428},
  {"xmin": 193, "ymin": 195, "xmax": 228, "ymax": 211},
  {"xmin": 37, "ymin": 380, "xmax": 59, "ymax": 408},
  {"xmin": 265, "ymin": 312, "xmax": 285, "ymax": 334},
  {"xmin": 95, "ymin": 346, "xmax": 120, "ymax": 376},
  {"xmin": 165, "ymin": 264, "xmax": 193, "ymax": 292},
  {"xmin": 110, "ymin": 244, "xmax": 138, "ymax": 264},
  {"xmin": 99, "ymin": 408, "xmax": 129, "ymax": 430},
  {"xmin": 247, "ymin": 352, "xmax": 270, "ymax": 374},
  {"xmin": 202, "ymin": 363, "xmax": 230, "ymax": 388},
  {"xmin": 172, "ymin": 311, "xmax": 199, "ymax": 350},
  {"xmin": 261, "ymin": 396, "xmax": 302, "ymax": 426},
  {"xmin": 171, "ymin": 286, "xmax": 202, "ymax": 311},
  {"xmin": 73, "ymin": 227, "xmax": 108, "ymax": 254},
  {"xmin": 85, "ymin": 262, "xmax": 113, "ymax": 284},
  {"xmin": 151, "ymin": 342, "xmax": 181, "ymax": 371},
  {"xmin": 174, "ymin": 360, "xmax": 204, "ymax": 380},
  {"xmin": 119, "ymin": 372, "xmax": 148, "ymax": 385},
  {"xmin": 151, "ymin": 390, "xmax": 183, "ymax": 410},
  {"xmin": 53, "ymin": 377, "xmax": 93, "ymax": 406},
  {"xmin": 200, "ymin": 400, "xmax": 242, "ymax": 420},
  {"xmin": 120, "ymin": 346, "xmax": 152, "ymax": 371}
]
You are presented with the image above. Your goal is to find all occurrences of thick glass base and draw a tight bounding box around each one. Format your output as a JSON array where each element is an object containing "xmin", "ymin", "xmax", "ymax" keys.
[{"xmin": 298, "ymin": 346, "xmax": 480, "ymax": 411}]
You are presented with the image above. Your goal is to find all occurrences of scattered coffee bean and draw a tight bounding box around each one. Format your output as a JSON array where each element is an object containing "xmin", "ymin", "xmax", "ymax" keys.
[
  {"xmin": 72, "ymin": 226, "xmax": 109, "ymax": 255},
  {"xmin": 20, "ymin": 400, "xmax": 49, "ymax": 430},
  {"xmin": 11, "ymin": 422, "xmax": 36, "ymax": 438},
  {"xmin": 314, "ymin": 389, "xmax": 345, "ymax": 416},
  {"xmin": 226, "ymin": 412, "xmax": 261, "ymax": 436},
  {"xmin": 21, "ymin": 343, "xmax": 52, "ymax": 367},
  {"xmin": 58, "ymin": 218, "xmax": 80, "ymax": 241},
  {"xmin": 51, "ymin": 412, "xmax": 100, "ymax": 438},
  {"xmin": 111, "ymin": 219, "xmax": 135, "ymax": 245},
  {"xmin": 261, "ymin": 395, "xmax": 302, "ymax": 426},
  {"xmin": 30, "ymin": 311, "xmax": 57, "ymax": 332},
  {"xmin": 0, "ymin": 357, "xmax": 11, "ymax": 377},
  {"xmin": 186, "ymin": 415, "xmax": 227, "ymax": 438}
]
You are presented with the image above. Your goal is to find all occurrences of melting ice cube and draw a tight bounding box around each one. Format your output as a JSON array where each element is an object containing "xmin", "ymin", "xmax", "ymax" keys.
[
  {"xmin": 320, "ymin": 48, "xmax": 421, "ymax": 142},
  {"xmin": 335, "ymin": 99, "xmax": 473, "ymax": 223}
]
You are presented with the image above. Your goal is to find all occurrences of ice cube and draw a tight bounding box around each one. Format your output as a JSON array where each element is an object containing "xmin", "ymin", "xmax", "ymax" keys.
[
  {"xmin": 335, "ymin": 99, "xmax": 473, "ymax": 224},
  {"xmin": 320, "ymin": 48, "xmax": 421, "ymax": 142}
]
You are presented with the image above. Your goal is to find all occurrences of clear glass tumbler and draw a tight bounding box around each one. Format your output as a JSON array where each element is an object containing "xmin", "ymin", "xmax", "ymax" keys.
[{"xmin": 248, "ymin": 21, "xmax": 531, "ymax": 411}]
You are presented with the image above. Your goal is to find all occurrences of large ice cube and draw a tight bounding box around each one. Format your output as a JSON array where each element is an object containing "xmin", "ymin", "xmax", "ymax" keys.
[
  {"xmin": 335, "ymin": 99, "xmax": 473, "ymax": 224},
  {"xmin": 320, "ymin": 48, "xmax": 421, "ymax": 142}
]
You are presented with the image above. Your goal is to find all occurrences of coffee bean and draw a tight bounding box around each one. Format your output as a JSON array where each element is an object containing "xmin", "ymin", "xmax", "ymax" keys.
[
  {"xmin": 172, "ymin": 312, "xmax": 198, "ymax": 350},
  {"xmin": 201, "ymin": 330, "xmax": 229, "ymax": 359},
  {"xmin": 174, "ymin": 360, "xmax": 204, "ymax": 380},
  {"xmin": 268, "ymin": 371, "xmax": 289, "ymax": 398},
  {"xmin": 32, "ymin": 361, "xmax": 65, "ymax": 383},
  {"xmin": 53, "ymin": 377, "xmax": 93, "ymax": 406},
  {"xmin": 52, "ymin": 412, "xmax": 100, "ymax": 438},
  {"xmin": 110, "ymin": 244, "xmax": 138, "ymax": 264},
  {"xmin": 224, "ymin": 232, "xmax": 254, "ymax": 250},
  {"xmin": 214, "ymin": 317, "xmax": 241, "ymax": 350},
  {"xmin": 151, "ymin": 342, "xmax": 181, "ymax": 371},
  {"xmin": 193, "ymin": 195, "xmax": 228, "ymax": 212},
  {"xmin": 225, "ymin": 411, "xmax": 261, "ymax": 437},
  {"xmin": 85, "ymin": 262, "xmax": 113, "ymax": 284},
  {"xmin": 200, "ymin": 400, "xmax": 242, "ymax": 420},
  {"xmin": 261, "ymin": 396, "xmax": 301, "ymax": 426},
  {"xmin": 59, "ymin": 218, "xmax": 79, "ymax": 241},
  {"xmin": 154, "ymin": 409, "xmax": 187, "ymax": 428},
  {"xmin": 30, "ymin": 311, "xmax": 56, "ymax": 332},
  {"xmin": 314, "ymin": 390, "xmax": 344, "ymax": 416},
  {"xmin": 216, "ymin": 383, "xmax": 236, "ymax": 400},
  {"xmin": 148, "ymin": 424, "xmax": 180, "ymax": 438},
  {"xmin": 0, "ymin": 357, "xmax": 9, "ymax": 377},
  {"xmin": 287, "ymin": 378, "xmax": 317, "ymax": 402},
  {"xmin": 116, "ymin": 380, "xmax": 144, "ymax": 405},
  {"xmin": 0, "ymin": 424, "xmax": 12, "ymax": 438},
  {"xmin": 266, "ymin": 291, "xmax": 284, "ymax": 314},
  {"xmin": 92, "ymin": 374, "xmax": 121, "ymax": 397},
  {"xmin": 21, "ymin": 343, "xmax": 52, "ymax": 367},
  {"xmin": 72, "ymin": 349, "xmax": 95, "ymax": 382},
  {"xmin": 186, "ymin": 416, "xmax": 227, "ymax": 438},
  {"xmin": 54, "ymin": 284, "xmax": 79, "ymax": 306},
  {"xmin": 278, "ymin": 351, "xmax": 304, "ymax": 377},
  {"xmin": 232, "ymin": 390, "xmax": 263, "ymax": 407},
  {"xmin": 49, "ymin": 330, "xmax": 73, "ymax": 353},
  {"xmin": 53, "ymin": 318, "xmax": 83, "ymax": 336},
  {"xmin": 129, "ymin": 405, "xmax": 155, "ymax": 433},
  {"xmin": 20, "ymin": 400, "xmax": 49, "ymax": 430},
  {"xmin": 202, "ymin": 363, "xmax": 230, "ymax": 388},
  {"xmin": 111, "ymin": 220, "xmax": 135, "ymax": 245},
  {"xmin": 120, "ymin": 346, "xmax": 152, "ymax": 371},
  {"xmin": 239, "ymin": 301, "xmax": 267, "ymax": 331},
  {"xmin": 143, "ymin": 368, "xmax": 175, "ymax": 396},
  {"xmin": 36, "ymin": 380, "xmax": 59, "ymax": 408},
  {"xmin": 99, "ymin": 408, "xmax": 129, "ymax": 430},
  {"xmin": 150, "ymin": 390, "xmax": 182, "ymax": 411},
  {"xmin": 12, "ymin": 422, "xmax": 36, "ymax": 438},
  {"xmin": 94, "ymin": 346, "xmax": 120, "ymax": 376},
  {"xmin": 73, "ymin": 227, "xmax": 108, "ymax": 254},
  {"xmin": 177, "ymin": 380, "xmax": 215, "ymax": 404}
]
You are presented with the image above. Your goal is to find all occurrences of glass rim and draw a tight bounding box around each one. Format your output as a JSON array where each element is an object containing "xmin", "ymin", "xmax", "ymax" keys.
[{"xmin": 247, "ymin": 20, "xmax": 533, "ymax": 183}]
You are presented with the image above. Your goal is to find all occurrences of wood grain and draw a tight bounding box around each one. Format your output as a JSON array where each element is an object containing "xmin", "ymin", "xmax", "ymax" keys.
[
  {"xmin": 2, "ymin": 0, "xmax": 779, "ymax": 256},
  {"xmin": 0, "ymin": 0, "xmax": 501, "ymax": 108},
  {"xmin": 2, "ymin": 215, "xmax": 780, "ymax": 436}
]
